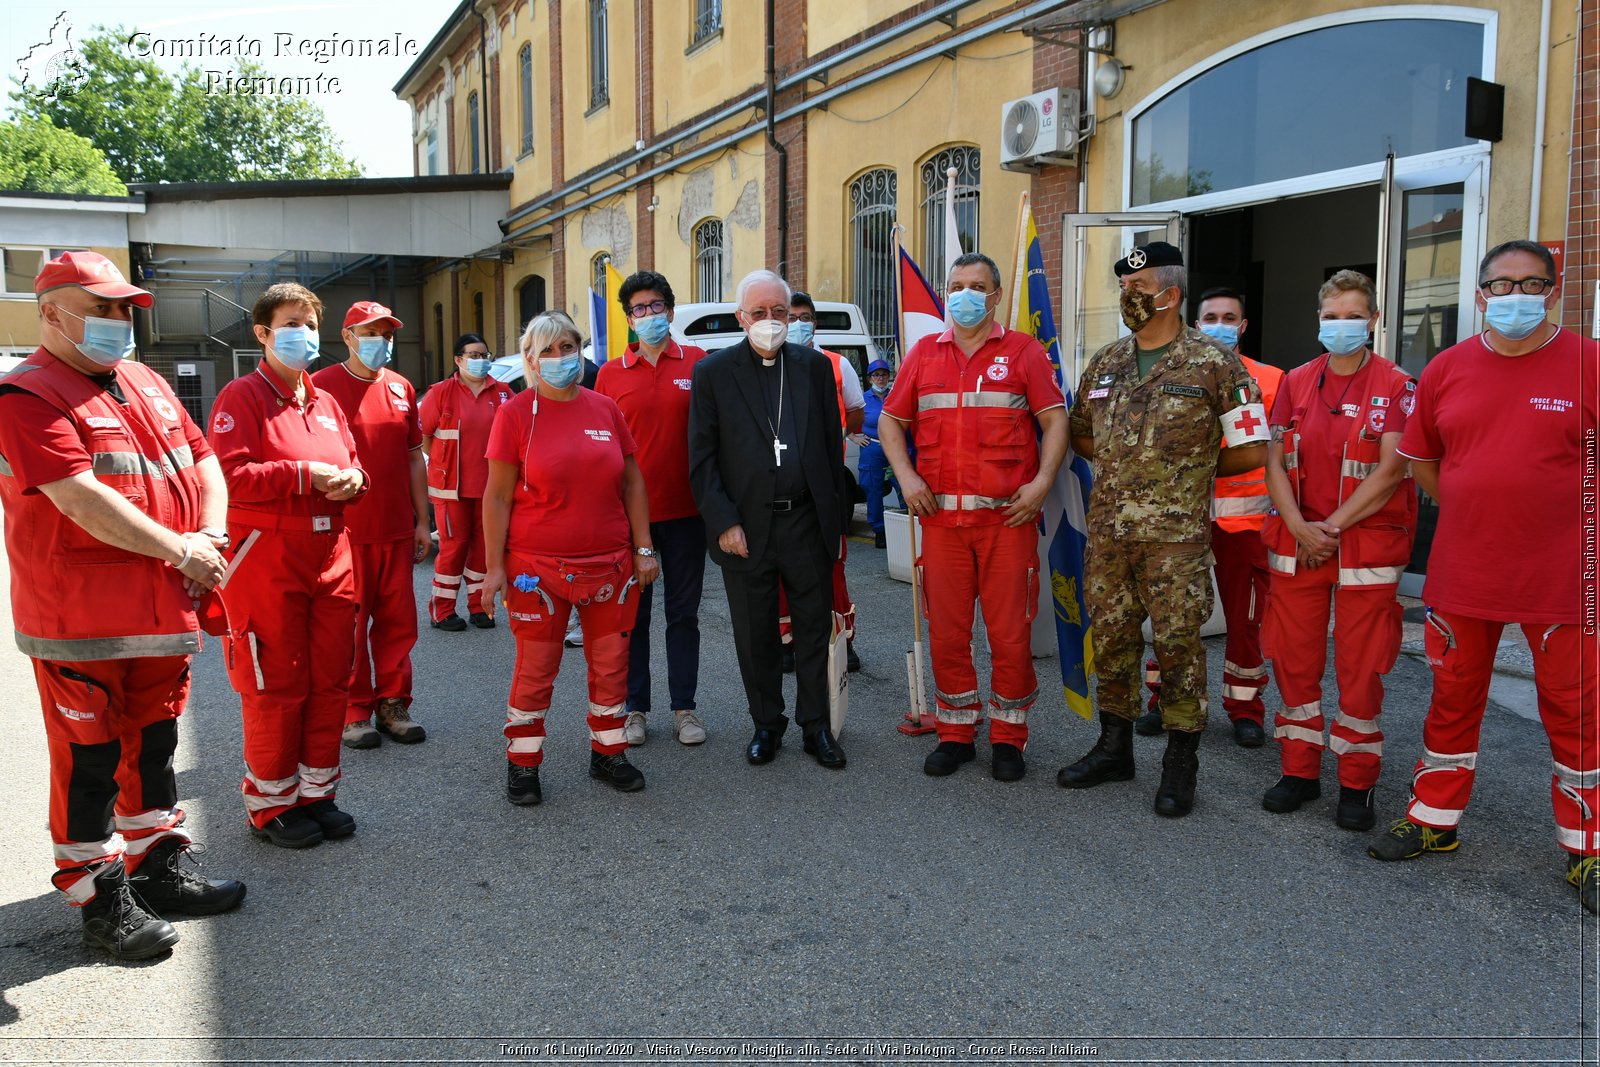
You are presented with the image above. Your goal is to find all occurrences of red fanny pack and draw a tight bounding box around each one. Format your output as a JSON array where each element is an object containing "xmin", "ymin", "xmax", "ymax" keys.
[{"xmin": 513, "ymin": 549, "xmax": 636, "ymax": 606}]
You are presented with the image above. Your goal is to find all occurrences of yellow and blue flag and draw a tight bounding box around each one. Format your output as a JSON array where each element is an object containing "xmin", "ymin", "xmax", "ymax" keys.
[
  {"xmin": 1009, "ymin": 193, "xmax": 1095, "ymax": 720},
  {"xmin": 587, "ymin": 262, "xmax": 631, "ymax": 363}
]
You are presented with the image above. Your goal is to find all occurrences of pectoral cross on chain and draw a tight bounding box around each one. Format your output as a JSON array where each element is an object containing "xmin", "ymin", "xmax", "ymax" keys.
[{"xmin": 773, "ymin": 437, "xmax": 788, "ymax": 467}]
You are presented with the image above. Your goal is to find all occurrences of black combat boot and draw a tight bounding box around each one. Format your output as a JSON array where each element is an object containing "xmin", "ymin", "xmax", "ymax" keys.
[
  {"xmin": 1056, "ymin": 715, "xmax": 1136, "ymax": 788},
  {"xmin": 1153, "ymin": 728, "xmax": 1201, "ymax": 817},
  {"xmin": 129, "ymin": 838, "xmax": 247, "ymax": 916},
  {"xmin": 80, "ymin": 860, "xmax": 180, "ymax": 961}
]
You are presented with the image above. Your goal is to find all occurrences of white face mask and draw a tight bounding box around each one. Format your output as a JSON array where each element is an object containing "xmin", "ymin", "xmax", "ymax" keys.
[{"xmin": 747, "ymin": 319, "xmax": 788, "ymax": 352}]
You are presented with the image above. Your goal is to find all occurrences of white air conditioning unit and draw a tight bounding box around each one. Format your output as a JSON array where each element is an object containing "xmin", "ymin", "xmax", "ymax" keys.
[{"xmin": 998, "ymin": 87, "xmax": 1080, "ymax": 170}]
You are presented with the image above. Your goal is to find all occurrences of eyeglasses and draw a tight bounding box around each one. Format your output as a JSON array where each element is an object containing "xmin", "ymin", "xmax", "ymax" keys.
[
  {"xmin": 788, "ymin": 312, "xmax": 815, "ymax": 323},
  {"xmin": 1480, "ymin": 277, "xmax": 1554, "ymax": 296},
  {"xmin": 741, "ymin": 306, "xmax": 789, "ymax": 322},
  {"xmin": 628, "ymin": 299, "xmax": 667, "ymax": 318}
]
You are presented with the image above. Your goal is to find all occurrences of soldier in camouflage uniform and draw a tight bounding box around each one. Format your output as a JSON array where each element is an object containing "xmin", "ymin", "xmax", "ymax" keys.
[{"xmin": 1056, "ymin": 242, "xmax": 1270, "ymax": 816}]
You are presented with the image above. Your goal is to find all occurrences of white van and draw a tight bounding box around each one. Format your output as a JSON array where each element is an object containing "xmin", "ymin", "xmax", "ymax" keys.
[{"xmin": 670, "ymin": 300, "xmax": 883, "ymax": 381}]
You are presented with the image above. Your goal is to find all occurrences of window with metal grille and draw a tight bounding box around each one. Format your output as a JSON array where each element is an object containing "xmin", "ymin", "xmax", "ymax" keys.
[
  {"xmin": 693, "ymin": 219, "xmax": 725, "ymax": 301},
  {"xmin": 519, "ymin": 45, "xmax": 534, "ymax": 156},
  {"xmin": 848, "ymin": 167, "xmax": 898, "ymax": 356},
  {"xmin": 467, "ymin": 92, "xmax": 481, "ymax": 173},
  {"xmin": 592, "ymin": 252, "xmax": 610, "ymax": 295},
  {"xmin": 589, "ymin": 0, "xmax": 609, "ymax": 110},
  {"xmin": 919, "ymin": 144, "xmax": 980, "ymax": 299},
  {"xmin": 692, "ymin": 0, "xmax": 722, "ymax": 45}
]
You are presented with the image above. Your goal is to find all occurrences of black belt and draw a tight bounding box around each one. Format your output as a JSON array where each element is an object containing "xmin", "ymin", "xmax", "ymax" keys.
[{"xmin": 770, "ymin": 489, "xmax": 810, "ymax": 512}]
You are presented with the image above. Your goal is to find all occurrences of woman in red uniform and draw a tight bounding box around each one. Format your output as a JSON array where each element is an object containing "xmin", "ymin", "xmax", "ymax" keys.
[
  {"xmin": 1259, "ymin": 270, "xmax": 1417, "ymax": 832},
  {"xmin": 208, "ymin": 283, "xmax": 367, "ymax": 849},
  {"xmin": 419, "ymin": 332, "xmax": 514, "ymax": 631},
  {"xmin": 481, "ymin": 311, "xmax": 658, "ymax": 806}
]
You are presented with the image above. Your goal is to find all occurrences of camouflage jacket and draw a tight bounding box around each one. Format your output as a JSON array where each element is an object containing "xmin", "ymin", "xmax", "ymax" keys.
[{"xmin": 1069, "ymin": 327, "xmax": 1264, "ymax": 544}]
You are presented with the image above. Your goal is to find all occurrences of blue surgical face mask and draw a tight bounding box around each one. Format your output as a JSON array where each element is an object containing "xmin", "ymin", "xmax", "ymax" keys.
[
  {"xmin": 1482, "ymin": 293, "xmax": 1548, "ymax": 341},
  {"xmin": 463, "ymin": 357, "xmax": 493, "ymax": 379},
  {"xmin": 872, "ymin": 382, "xmax": 890, "ymax": 396},
  {"xmin": 1317, "ymin": 319, "xmax": 1370, "ymax": 357},
  {"xmin": 58, "ymin": 308, "xmax": 136, "ymax": 367},
  {"xmin": 538, "ymin": 353, "xmax": 583, "ymax": 389},
  {"xmin": 1198, "ymin": 322, "xmax": 1239, "ymax": 350},
  {"xmin": 787, "ymin": 320, "xmax": 815, "ymax": 347},
  {"xmin": 634, "ymin": 312, "xmax": 671, "ymax": 347},
  {"xmin": 271, "ymin": 325, "xmax": 320, "ymax": 372},
  {"xmin": 355, "ymin": 335, "xmax": 392, "ymax": 371},
  {"xmin": 947, "ymin": 288, "xmax": 991, "ymax": 329}
]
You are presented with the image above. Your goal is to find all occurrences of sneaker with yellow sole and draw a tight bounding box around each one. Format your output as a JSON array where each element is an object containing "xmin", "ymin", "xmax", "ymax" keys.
[
  {"xmin": 1367, "ymin": 817, "xmax": 1459, "ymax": 861},
  {"xmin": 1566, "ymin": 854, "xmax": 1599, "ymax": 915}
]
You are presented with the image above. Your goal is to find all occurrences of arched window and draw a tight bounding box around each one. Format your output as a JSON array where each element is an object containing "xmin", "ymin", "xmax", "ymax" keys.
[
  {"xmin": 592, "ymin": 252, "xmax": 610, "ymax": 295},
  {"xmin": 467, "ymin": 92, "xmax": 481, "ymax": 173},
  {"xmin": 692, "ymin": 0, "xmax": 722, "ymax": 45},
  {"xmin": 693, "ymin": 218, "xmax": 725, "ymax": 301},
  {"xmin": 519, "ymin": 44, "xmax": 535, "ymax": 156},
  {"xmin": 518, "ymin": 274, "xmax": 547, "ymax": 332},
  {"xmin": 919, "ymin": 145, "xmax": 980, "ymax": 298},
  {"xmin": 848, "ymin": 167, "xmax": 897, "ymax": 355}
]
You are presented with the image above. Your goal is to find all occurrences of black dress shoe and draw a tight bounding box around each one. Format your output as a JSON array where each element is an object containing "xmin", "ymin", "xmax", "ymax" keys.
[
  {"xmin": 923, "ymin": 740, "xmax": 975, "ymax": 776},
  {"xmin": 747, "ymin": 728, "xmax": 782, "ymax": 764},
  {"xmin": 1232, "ymin": 718, "xmax": 1266, "ymax": 747},
  {"xmin": 469, "ymin": 611, "xmax": 496, "ymax": 629},
  {"xmin": 431, "ymin": 614, "xmax": 468, "ymax": 632},
  {"xmin": 803, "ymin": 728, "xmax": 847, "ymax": 769}
]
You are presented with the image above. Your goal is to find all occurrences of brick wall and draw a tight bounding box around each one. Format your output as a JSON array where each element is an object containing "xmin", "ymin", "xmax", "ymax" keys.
[
  {"xmin": 765, "ymin": 0, "xmax": 808, "ymax": 283},
  {"xmin": 1029, "ymin": 31, "xmax": 1084, "ymax": 294},
  {"xmin": 1564, "ymin": 0, "xmax": 1598, "ymax": 333},
  {"xmin": 490, "ymin": 55, "xmax": 503, "ymax": 172},
  {"xmin": 636, "ymin": 0, "xmax": 657, "ymax": 269},
  {"xmin": 550, "ymin": 0, "xmax": 567, "ymax": 307}
]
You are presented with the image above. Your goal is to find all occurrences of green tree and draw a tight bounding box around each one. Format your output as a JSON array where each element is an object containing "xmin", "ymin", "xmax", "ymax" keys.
[
  {"xmin": 0, "ymin": 115, "xmax": 126, "ymax": 195},
  {"xmin": 12, "ymin": 28, "xmax": 362, "ymax": 183}
]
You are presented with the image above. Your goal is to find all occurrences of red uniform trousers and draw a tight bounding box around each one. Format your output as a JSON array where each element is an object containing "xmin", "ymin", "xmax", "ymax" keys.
[
  {"xmin": 431, "ymin": 496, "xmax": 487, "ymax": 622},
  {"xmin": 918, "ymin": 522, "xmax": 1039, "ymax": 747},
  {"xmin": 1262, "ymin": 564, "xmax": 1403, "ymax": 789},
  {"xmin": 1408, "ymin": 611, "xmax": 1600, "ymax": 855},
  {"xmin": 1144, "ymin": 522, "xmax": 1272, "ymax": 724},
  {"xmin": 348, "ymin": 536, "xmax": 418, "ymax": 721},
  {"xmin": 779, "ymin": 539, "xmax": 856, "ymax": 641},
  {"xmin": 502, "ymin": 549, "xmax": 640, "ymax": 768},
  {"xmin": 32, "ymin": 655, "xmax": 191, "ymax": 904},
  {"xmin": 224, "ymin": 522, "xmax": 358, "ymax": 827}
]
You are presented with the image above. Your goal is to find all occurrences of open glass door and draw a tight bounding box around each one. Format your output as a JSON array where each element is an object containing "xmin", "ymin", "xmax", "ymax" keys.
[
  {"xmin": 1378, "ymin": 159, "xmax": 1486, "ymax": 595},
  {"xmin": 1061, "ymin": 212, "xmax": 1185, "ymax": 391}
]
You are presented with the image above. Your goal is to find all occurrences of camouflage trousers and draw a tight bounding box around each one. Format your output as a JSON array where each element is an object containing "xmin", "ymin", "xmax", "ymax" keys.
[{"xmin": 1085, "ymin": 538, "xmax": 1212, "ymax": 731}]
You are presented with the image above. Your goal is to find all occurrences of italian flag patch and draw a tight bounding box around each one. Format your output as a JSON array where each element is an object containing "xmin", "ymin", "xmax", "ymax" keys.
[{"xmin": 1233, "ymin": 385, "xmax": 1251, "ymax": 406}]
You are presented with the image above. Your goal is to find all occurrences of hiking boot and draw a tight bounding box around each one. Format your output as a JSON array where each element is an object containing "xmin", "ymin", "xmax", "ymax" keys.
[
  {"xmin": 249, "ymin": 808, "xmax": 324, "ymax": 849},
  {"xmin": 590, "ymin": 751, "xmax": 645, "ymax": 792},
  {"xmin": 1262, "ymin": 775, "xmax": 1321, "ymax": 813},
  {"xmin": 923, "ymin": 740, "xmax": 976, "ymax": 777},
  {"xmin": 846, "ymin": 641, "xmax": 861, "ymax": 672},
  {"xmin": 622, "ymin": 711, "xmax": 647, "ymax": 746},
  {"xmin": 1153, "ymin": 729, "xmax": 1200, "ymax": 817},
  {"xmin": 1567, "ymin": 854, "xmax": 1600, "ymax": 915},
  {"xmin": 80, "ymin": 861, "xmax": 180, "ymax": 961},
  {"xmin": 674, "ymin": 710, "xmax": 707, "ymax": 745},
  {"xmin": 1232, "ymin": 718, "xmax": 1266, "ymax": 748},
  {"xmin": 469, "ymin": 611, "xmax": 496, "ymax": 629},
  {"xmin": 991, "ymin": 742, "xmax": 1026, "ymax": 782},
  {"xmin": 128, "ymin": 839, "xmax": 246, "ymax": 917},
  {"xmin": 341, "ymin": 717, "xmax": 380, "ymax": 750},
  {"xmin": 507, "ymin": 761, "xmax": 542, "ymax": 806},
  {"xmin": 1057, "ymin": 715, "xmax": 1135, "ymax": 788},
  {"xmin": 1134, "ymin": 706, "xmax": 1165, "ymax": 736},
  {"xmin": 301, "ymin": 798, "xmax": 356, "ymax": 839},
  {"xmin": 432, "ymin": 613, "xmax": 468, "ymax": 632},
  {"xmin": 1367, "ymin": 817, "xmax": 1459, "ymax": 861},
  {"xmin": 375, "ymin": 698, "xmax": 425, "ymax": 744},
  {"xmin": 1335, "ymin": 786, "xmax": 1376, "ymax": 831}
]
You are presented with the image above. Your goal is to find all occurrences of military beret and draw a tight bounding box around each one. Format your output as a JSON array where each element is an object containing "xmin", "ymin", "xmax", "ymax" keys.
[{"xmin": 1114, "ymin": 241, "xmax": 1184, "ymax": 276}]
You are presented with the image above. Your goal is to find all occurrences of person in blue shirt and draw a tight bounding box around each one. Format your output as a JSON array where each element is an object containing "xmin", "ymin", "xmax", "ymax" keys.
[{"xmin": 857, "ymin": 359, "xmax": 906, "ymax": 548}]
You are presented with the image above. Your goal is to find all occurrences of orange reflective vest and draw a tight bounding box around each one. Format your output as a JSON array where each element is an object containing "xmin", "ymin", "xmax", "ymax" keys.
[
  {"xmin": 1261, "ymin": 354, "xmax": 1417, "ymax": 588},
  {"xmin": 1212, "ymin": 355, "xmax": 1285, "ymax": 532},
  {"xmin": 425, "ymin": 375, "xmax": 512, "ymax": 502},
  {"xmin": 0, "ymin": 351, "xmax": 206, "ymax": 659}
]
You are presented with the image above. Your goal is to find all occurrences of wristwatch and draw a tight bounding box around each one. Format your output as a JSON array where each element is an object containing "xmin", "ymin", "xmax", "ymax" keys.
[{"xmin": 634, "ymin": 546, "xmax": 657, "ymax": 558}]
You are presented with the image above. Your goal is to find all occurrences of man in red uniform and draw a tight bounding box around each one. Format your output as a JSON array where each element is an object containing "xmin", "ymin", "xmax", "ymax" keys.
[
  {"xmin": 420, "ymin": 332, "xmax": 514, "ymax": 631},
  {"xmin": 597, "ymin": 271, "xmax": 710, "ymax": 746},
  {"xmin": 0, "ymin": 251, "xmax": 245, "ymax": 960},
  {"xmin": 313, "ymin": 302, "xmax": 429, "ymax": 749},
  {"xmin": 1139, "ymin": 288, "xmax": 1284, "ymax": 747},
  {"xmin": 879, "ymin": 251, "xmax": 1068, "ymax": 782},
  {"xmin": 1371, "ymin": 239, "xmax": 1600, "ymax": 914}
]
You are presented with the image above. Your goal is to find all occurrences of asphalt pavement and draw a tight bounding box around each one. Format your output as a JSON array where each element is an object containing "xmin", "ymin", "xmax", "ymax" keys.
[{"xmin": 0, "ymin": 533, "xmax": 1595, "ymax": 1066}]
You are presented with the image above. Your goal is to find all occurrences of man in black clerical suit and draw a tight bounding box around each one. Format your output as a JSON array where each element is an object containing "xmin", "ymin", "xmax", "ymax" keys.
[{"xmin": 688, "ymin": 269, "xmax": 851, "ymax": 769}]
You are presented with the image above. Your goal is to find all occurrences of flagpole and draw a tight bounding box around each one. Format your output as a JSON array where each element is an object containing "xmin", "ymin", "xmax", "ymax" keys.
[
  {"xmin": 893, "ymin": 223, "xmax": 934, "ymax": 736},
  {"xmin": 1007, "ymin": 191, "xmax": 1031, "ymax": 328}
]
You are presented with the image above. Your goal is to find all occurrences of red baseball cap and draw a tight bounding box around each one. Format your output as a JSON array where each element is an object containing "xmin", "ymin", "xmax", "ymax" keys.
[
  {"xmin": 35, "ymin": 251, "xmax": 153, "ymax": 308},
  {"xmin": 344, "ymin": 300, "xmax": 403, "ymax": 330}
]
